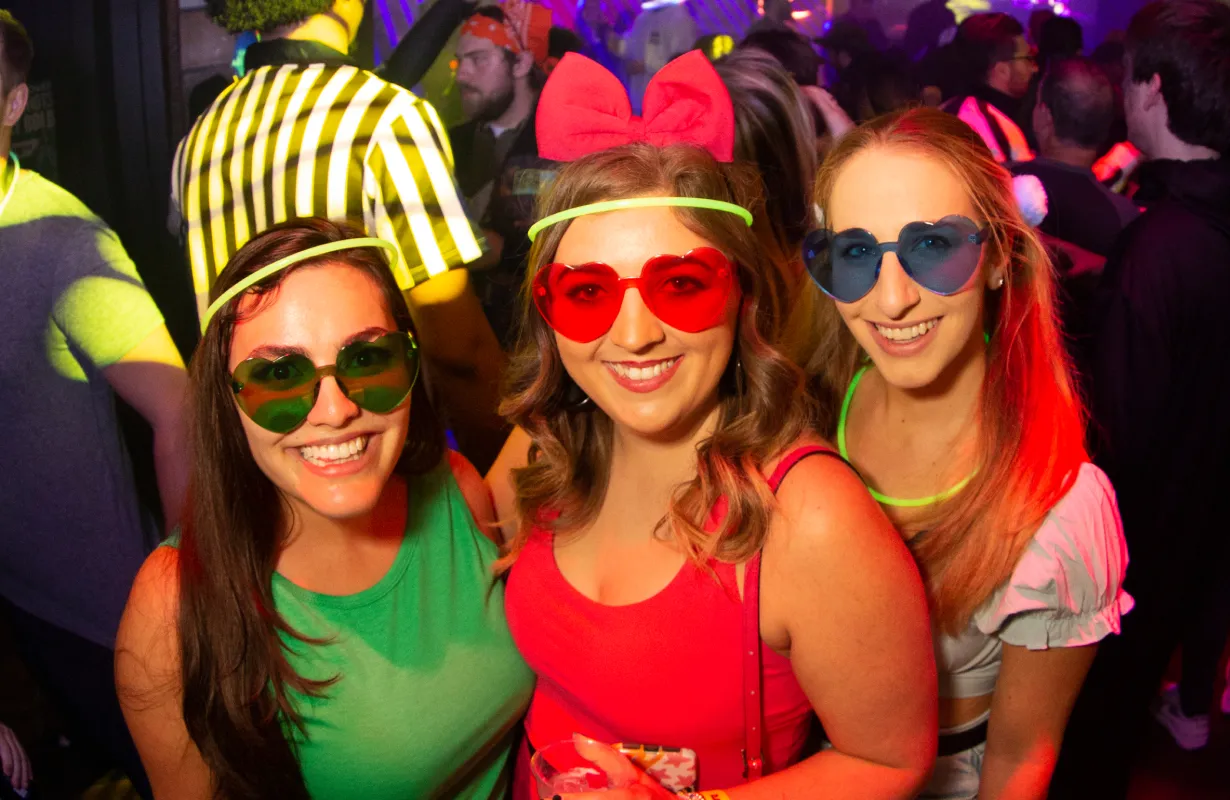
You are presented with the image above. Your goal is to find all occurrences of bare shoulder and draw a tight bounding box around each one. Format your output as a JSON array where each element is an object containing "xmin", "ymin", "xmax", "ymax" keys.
[
  {"xmin": 122, "ymin": 546, "xmax": 182, "ymax": 639},
  {"xmin": 765, "ymin": 437, "xmax": 914, "ymax": 581},
  {"xmin": 116, "ymin": 546, "xmax": 183, "ymax": 700},
  {"xmin": 769, "ymin": 437, "xmax": 883, "ymax": 534},
  {"xmin": 485, "ymin": 426, "xmax": 533, "ymax": 538},
  {"xmin": 116, "ymin": 545, "xmax": 214, "ymax": 796},
  {"xmin": 448, "ymin": 450, "xmax": 499, "ymax": 543}
]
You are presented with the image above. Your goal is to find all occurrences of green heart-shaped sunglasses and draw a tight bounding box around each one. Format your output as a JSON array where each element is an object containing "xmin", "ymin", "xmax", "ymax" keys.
[{"xmin": 203, "ymin": 238, "xmax": 420, "ymax": 434}]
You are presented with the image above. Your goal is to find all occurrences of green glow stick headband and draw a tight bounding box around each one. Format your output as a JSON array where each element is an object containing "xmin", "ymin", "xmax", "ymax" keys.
[
  {"xmin": 200, "ymin": 238, "xmax": 399, "ymax": 332},
  {"xmin": 527, "ymin": 197, "xmax": 754, "ymax": 243}
]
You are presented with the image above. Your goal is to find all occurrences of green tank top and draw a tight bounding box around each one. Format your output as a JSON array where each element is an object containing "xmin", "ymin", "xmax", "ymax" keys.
[{"xmin": 173, "ymin": 460, "xmax": 534, "ymax": 798}]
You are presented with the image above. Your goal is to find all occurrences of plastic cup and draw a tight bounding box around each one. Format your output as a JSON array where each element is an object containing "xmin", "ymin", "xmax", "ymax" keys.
[{"xmin": 530, "ymin": 739, "xmax": 620, "ymax": 797}]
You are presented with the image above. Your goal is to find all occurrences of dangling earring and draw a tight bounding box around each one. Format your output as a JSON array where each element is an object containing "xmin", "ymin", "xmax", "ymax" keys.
[
  {"xmin": 992, "ymin": 274, "xmax": 1005, "ymax": 290},
  {"xmin": 721, "ymin": 348, "xmax": 747, "ymax": 409},
  {"xmin": 561, "ymin": 376, "xmax": 592, "ymax": 410}
]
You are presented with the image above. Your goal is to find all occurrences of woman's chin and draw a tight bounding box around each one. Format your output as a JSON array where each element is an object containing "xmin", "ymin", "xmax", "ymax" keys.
[{"xmin": 292, "ymin": 479, "xmax": 388, "ymax": 521}]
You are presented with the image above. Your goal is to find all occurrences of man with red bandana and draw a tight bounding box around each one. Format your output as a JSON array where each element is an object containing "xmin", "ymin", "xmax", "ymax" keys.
[{"xmin": 451, "ymin": 0, "xmax": 560, "ymax": 346}]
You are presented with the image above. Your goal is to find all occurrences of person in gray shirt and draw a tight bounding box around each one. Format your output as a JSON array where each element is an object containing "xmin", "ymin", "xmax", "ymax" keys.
[{"xmin": 0, "ymin": 11, "xmax": 187, "ymax": 796}]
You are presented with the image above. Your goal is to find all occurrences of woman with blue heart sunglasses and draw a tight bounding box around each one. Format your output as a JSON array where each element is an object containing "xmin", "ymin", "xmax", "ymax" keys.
[
  {"xmin": 802, "ymin": 108, "xmax": 1132, "ymax": 800},
  {"xmin": 803, "ymin": 215, "xmax": 990, "ymax": 304}
]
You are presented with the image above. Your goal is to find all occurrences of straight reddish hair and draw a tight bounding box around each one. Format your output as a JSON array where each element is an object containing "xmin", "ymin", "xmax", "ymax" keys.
[{"xmin": 810, "ymin": 108, "xmax": 1089, "ymax": 632}]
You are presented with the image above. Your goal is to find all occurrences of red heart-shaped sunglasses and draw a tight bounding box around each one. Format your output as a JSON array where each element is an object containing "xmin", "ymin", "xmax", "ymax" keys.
[{"xmin": 532, "ymin": 247, "xmax": 737, "ymax": 343}]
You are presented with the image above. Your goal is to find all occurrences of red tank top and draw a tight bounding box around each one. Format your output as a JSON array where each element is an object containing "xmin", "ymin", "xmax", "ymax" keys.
[{"xmin": 504, "ymin": 446, "xmax": 833, "ymax": 793}]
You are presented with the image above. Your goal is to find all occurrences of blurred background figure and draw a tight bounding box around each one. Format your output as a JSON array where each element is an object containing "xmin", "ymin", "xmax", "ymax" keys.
[
  {"xmin": 834, "ymin": 0, "xmax": 888, "ymax": 51},
  {"xmin": 452, "ymin": 2, "xmax": 550, "ymax": 225},
  {"xmin": 1027, "ymin": 6, "xmax": 1055, "ymax": 48},
  {"xmin": 1052, "ymin": 2, "xmax": 1230, "ymax": 796},
  {"xmin": 939, "ymin": 12, "xmax": 1036, "ymax": 163},
  {"xmin": 0, "ymin": 10, "xmax": 188, "ymax": 797},
  {"xmin": 1152, "ymin": 586, "xmax": 1230, "ymax": 752},
  {"xmin": 451, "ymin": 0, "xmax": 561, "ymax": 348},
  {"xmin": 746, "ymin": 0, "xmax": 797, "ymax": 37},
  {"xmin": 1015, "ymin": 57, "xmax": 1139, "ymax": 257},
  {"xmin": 576, "ymin": 0, "xmax": 625, "ymax": 77},
  {"xmin": 836, "ymin": 47, "xmax": 918, "ymax": 123},
  {"xmin": 623, "ymin": 0, "xmax": 697, "ymax": 112},
  {"xmin": 1016, "ymin": 12, "xmax": 1086, "ymax": 145},
  {"xmin": 902, "ymin": 0, "xmax": 956, "ymax": 61}
]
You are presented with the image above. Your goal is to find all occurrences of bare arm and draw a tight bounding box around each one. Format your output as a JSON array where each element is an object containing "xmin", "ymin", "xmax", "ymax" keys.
[
  {"xmin": 485, "ymin": 425, "xmax": 533, "ymax": 541},
  {"xmin": 102, "ymin": 325, "xmax": 190, "ymax": 531},
  {"xmin": 405, "ymin": 271, "xmax": 509, "ymax": 473},
  {"xmin": 978, "ymin": 644, "xmax": 1097, "ymax": 800},
  {"xmin": 448, "ymin": 449, "xmax": 500, "ymax": 544},
  {"xmin": 729, "ymin": 455, "xmax": 938, "ymax": 799},
  {"xmin": 115, "ymin": 547, "xmax": 213, "ymax": 799}
]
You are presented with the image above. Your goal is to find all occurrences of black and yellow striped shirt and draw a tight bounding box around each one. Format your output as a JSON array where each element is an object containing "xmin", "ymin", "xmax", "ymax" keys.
[{"xmin": 171, "ymin": 41, "xmax": 482, "ymax": 317}]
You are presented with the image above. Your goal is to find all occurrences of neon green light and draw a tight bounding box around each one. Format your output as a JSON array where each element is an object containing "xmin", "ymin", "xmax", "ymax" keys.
[
  {"xmin": 200, "ymin": 238, "xmax": 399, "ymax": 332},
  {"xmin": 527, "ymin": 197, "xmax": 754, "ymax": 243}
]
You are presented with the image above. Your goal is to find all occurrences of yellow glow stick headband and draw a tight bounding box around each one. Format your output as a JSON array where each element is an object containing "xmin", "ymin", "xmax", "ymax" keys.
[
  {"xmin": 200, "ymin": 238, "xmax": 399, "ymax": 332},
  {"xmin": 527, "ymin": 197, "xmax": 754, "ymax": 243}
]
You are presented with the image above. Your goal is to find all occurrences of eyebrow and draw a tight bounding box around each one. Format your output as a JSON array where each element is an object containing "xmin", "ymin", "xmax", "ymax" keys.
[{"xmin": 241, "ymin": 326, "xmax": 393, "ymax": 362}]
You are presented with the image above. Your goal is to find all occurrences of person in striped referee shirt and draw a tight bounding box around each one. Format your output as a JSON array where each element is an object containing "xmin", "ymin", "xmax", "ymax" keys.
[{"xmin": 172, "ymin": 0, "xmax": 507, "ymax": 468}]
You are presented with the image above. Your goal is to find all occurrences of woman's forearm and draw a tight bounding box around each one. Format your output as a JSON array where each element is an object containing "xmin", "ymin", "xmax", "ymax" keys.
[
  {"xmin": 977, "ymin": 747, "xmax": 1058, "ymax": 800},
  {"xmin": 727, "ymin": 748, "xmax": 931, "ymax": 800}
]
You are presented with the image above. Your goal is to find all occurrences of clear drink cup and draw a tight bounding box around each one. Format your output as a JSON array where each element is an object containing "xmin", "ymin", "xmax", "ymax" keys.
[{"xmin": 530, "ymin": 739, "xmax": 621, "ymax": 797}]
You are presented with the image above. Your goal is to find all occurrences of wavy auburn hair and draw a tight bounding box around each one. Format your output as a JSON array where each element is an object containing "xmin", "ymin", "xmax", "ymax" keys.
[
  {"xmin": 178, "ymin": 218, "xmax": 444, "ymax": 798},
  {"xmin": 499, "ymin": 144, "xmax": 815, "ymax": 569},
  {"xmin": 809, "ymin": 108, "xmax": 1088, "ymax": 633}
]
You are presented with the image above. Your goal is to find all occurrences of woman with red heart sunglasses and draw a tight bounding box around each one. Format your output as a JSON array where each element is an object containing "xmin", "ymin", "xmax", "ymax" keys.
[{"xmin": 486, "ymin": 51, "xmax": 937, "ymax": 800}]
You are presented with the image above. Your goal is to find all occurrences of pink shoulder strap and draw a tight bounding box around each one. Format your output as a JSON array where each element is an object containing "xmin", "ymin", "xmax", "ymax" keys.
[{"xmin": 742, "ymin": 445, "xmax": 844, "ymax": 781}]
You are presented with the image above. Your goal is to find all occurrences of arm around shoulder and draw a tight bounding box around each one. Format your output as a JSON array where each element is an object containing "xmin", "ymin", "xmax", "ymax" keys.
[
  {"xmin": 449, "ymin": 449, "xmax": 500, "ymax": 543},
  {"xmin": 736, "ymin": 454, "xmax": 937, "ymax": 799},
  {"xmin": 484, "ymin": 426, "xmax": 533, "ymax": 542},
  {"xmin": 115, "ymin": 546, "xmax": 213, "ymax": 799}
]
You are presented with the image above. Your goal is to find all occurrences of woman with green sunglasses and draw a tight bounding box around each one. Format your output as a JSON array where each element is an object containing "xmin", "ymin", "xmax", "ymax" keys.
[{"xmin": 115, "ymin": 219, "xmax": 533, "ymax": 799}]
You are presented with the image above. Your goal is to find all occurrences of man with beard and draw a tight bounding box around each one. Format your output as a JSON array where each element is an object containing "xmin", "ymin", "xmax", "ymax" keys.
[{"xmin": 450, "ymin": 1, "xmax": 556, "ymax": 346}]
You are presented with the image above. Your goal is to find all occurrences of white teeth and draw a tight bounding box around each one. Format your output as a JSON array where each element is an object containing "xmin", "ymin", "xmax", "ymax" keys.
[
  {"xmin": 299, "ymin": 435, "xmax": 368, "ymax": 466},
  {"xmin": 875, "ymin": 319, "xmax": 938, "ymax": 342},
  {"xmin": 609, "ymin": 358, "xmax": 677, "ymax": 381}
]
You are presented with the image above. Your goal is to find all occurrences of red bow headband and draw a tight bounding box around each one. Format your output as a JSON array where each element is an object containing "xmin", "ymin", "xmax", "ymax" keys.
[{"xmin": 536, "ymin": 50, "xmax": 736, "ymax": 162}]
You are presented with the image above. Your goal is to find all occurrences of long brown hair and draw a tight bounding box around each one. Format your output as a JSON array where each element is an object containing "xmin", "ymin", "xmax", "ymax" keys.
[
  {"xmin": 178, "ymin": 218, "xmax": 444, "ymax": 798},
  {"xmin": 809, "ymin": 109, "xmax": 1088, "ymax": 632},
  {"xmin": 499, "ymin": 144, "xmax": 815, "ymax": 569}
]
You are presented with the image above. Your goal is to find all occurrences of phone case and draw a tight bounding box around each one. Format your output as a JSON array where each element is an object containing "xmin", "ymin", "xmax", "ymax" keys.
[{"xmin": 614, "ymin": 743, "xmax": 699, "ymax": 792}]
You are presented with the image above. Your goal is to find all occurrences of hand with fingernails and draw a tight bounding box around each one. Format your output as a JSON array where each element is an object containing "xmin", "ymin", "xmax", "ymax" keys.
[
  {"xmin": 551, "ymin": 733, "xmax": 677, "ymax": 800},
  {"xmin": 0, "ymin": 722, "xmax": 32, "ymax": 794}
]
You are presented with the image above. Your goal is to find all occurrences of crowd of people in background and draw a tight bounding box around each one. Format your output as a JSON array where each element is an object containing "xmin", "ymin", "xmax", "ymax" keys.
[{"xmin": 0, "ymin": 0, "xmax": 1228, "ymax": 798}]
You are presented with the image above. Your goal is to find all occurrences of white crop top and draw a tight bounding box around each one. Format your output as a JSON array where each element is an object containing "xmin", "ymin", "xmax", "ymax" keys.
[{"xmin": 935, "ymin": 463, "xmax": 1134, "ymax": 699}]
